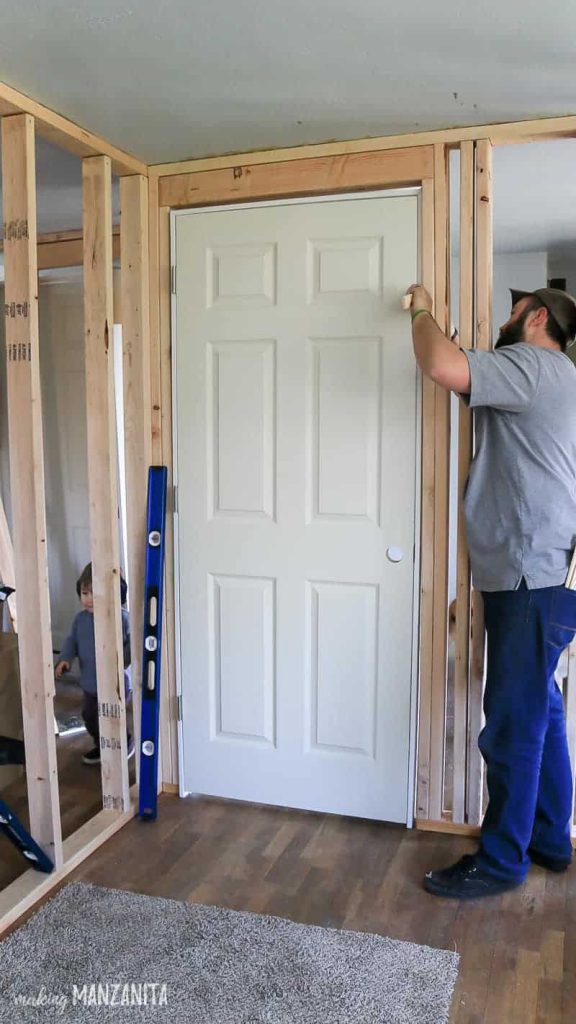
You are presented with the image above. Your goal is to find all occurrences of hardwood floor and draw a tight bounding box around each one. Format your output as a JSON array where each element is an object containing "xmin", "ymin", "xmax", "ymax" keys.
[{"xmin": 9, "ymin": 792, "xmax": 569, "ymax": 1024}]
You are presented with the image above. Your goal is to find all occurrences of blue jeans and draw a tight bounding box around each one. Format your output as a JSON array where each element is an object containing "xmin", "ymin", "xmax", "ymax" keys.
[{"xmin": 477, "ymin": 582, "xmax": 576, "ymax": 881}]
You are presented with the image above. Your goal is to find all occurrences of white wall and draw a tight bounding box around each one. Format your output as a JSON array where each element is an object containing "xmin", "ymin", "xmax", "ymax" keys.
[
  {"xmin": 547, "ymin": 256, "xmax": 576, "ymax": 298},
  {"xmin": 547, "ymin": 255, "xmax": 576, "ymax": 367},
  {"xmin": 492, "ymin": 252, "xmax": 548, "ymax": 340}
]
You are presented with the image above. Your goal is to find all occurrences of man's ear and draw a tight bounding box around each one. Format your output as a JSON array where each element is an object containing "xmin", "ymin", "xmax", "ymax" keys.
[{"xmin": 530, "ymin": 305, "xmax": 548, "ymax": 329}]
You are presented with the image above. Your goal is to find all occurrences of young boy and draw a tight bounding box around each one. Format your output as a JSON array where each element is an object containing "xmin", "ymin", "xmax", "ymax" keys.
[{"xmin": 55, "ymin": 563, "xmax": 134, "ymax": 765}]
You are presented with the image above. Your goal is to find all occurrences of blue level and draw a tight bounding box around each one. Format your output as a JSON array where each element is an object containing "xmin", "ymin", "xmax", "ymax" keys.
[
  {"xmin": 138, "ymin": 466, "xmax": 168, "ymax": 820},
  {"xmin": 0, "ymin": 798, "xmax": 53, "ymax": 873}
]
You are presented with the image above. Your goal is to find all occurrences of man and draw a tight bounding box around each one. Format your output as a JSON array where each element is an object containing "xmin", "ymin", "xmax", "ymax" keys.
[{"xmin": 407, "ymin": 283, "xmax": 576, "ymax": 899}]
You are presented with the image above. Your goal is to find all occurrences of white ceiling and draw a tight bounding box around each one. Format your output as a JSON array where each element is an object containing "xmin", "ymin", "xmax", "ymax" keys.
[
  {"xmin": 2, "ymin": 0, "xmax": 575, "ymax": 164},
  {"xmin": 0, "ymin": 0, "xmax": 574, "ymax": 253}
]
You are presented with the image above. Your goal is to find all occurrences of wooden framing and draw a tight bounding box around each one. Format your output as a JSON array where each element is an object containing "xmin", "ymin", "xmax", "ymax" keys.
[
  {"xmin": 416, "ymin": 177, "xmax": 436, "ymax": 820},
  {"xmin": 0, "ymin": 786, "xmax": 138, "ymax": 938},
  {"xmin": 415, "ymin": 153, "xmax": 451, "ymax": 821},
  {"xmin": 38, "ymin": 228, "xmax": 120, "ymax": 269},
  {"xmin": 453, "ymin": 141, "xmax": 475, "ymax": 824},
  {"xmin": 158, "ymin": 146, "xmax": 434, "ymax": 208},
  {"xmin": 429, "ymin": 145, "xmax": 451, "ymax": 820},
  {"xmin": 0, "ymin": 79, "xmax": 145, "ymax": 175},
  {"xmin": 2, "ymin": 80, "xmax": 576, "ymax": 930},
  {"xmin": 0, "ymin": 227, "xmax": 121, "ymax": 269},
  {"xmin": 83, "ymin": 155, "xmax": 130, "ymax": 812},
  {"xmin": 466, "ymin": 140, "xmax": 493, "ymax": 825},
  {"xmin": 1, "ymin": 113, "xmax": 62, "ymax": 868},
  {"xmin": 150, "ymin": 112, "xmax": 576, "ymax": 179},
  {"xmin": 120, "ymin": 175, "xmax": 152, "ymax": 777}
]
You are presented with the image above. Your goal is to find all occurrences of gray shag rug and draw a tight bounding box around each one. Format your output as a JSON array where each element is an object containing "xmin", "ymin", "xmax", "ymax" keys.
[{"xmin": 0, "ymin": 881, "xmax": 459, "ymax": 1023}]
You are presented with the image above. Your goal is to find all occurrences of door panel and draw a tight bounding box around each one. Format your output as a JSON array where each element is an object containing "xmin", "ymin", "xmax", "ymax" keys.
[{"xmin": 174, "ymin": 194, "xmax": 418, "ymax": 821}]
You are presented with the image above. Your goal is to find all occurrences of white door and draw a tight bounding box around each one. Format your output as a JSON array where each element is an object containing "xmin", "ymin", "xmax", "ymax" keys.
[{"xmin": 174, "ymin": 193, "xmax": 419, "ymax": 822}]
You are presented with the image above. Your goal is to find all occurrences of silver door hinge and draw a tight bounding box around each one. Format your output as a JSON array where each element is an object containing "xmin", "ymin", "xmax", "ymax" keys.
[
  {"xmin": 170, "ymin": 265, "xmax": 176, "ymax": 294},
  {"xmin": 172, "ymin": 484, "xmax": 178, "ymax": 514},
  {"xmin": 176, "ymin": 694, "xmax": 183, "ymax": 721}
]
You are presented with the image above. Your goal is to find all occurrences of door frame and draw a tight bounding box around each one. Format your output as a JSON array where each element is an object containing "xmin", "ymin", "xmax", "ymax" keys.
[{"xmin": 170, "ymin": 187, "xmax": 424, "ymax": 825}]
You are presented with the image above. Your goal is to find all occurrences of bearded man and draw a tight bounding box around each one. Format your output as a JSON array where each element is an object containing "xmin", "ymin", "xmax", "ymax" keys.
[{"xmin": 407, "ymin": 284, "xmax": 576, "ymax": 898}]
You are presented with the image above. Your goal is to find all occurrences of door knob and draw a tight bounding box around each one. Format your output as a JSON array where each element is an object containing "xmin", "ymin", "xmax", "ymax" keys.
[{"xmin": 387, "ymin": 546, "xmax": 404, "ymax": 563}]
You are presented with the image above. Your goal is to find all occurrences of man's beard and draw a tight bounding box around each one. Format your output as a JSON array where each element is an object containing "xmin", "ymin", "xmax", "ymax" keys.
[{"xmin": 494, "ymin": 311, "xmax": 529, "ymax": 349}]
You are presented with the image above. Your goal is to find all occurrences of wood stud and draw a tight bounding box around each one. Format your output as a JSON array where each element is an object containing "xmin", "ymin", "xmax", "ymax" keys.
[
  {"xmin": 429, "ymin": 145, "xmax": 451, "ymax": 820},
  {"xmin": 83, "ymin": 155, "xmax": 130, "ymax": 814},
  {"xmin": 465, "ymin": 140, "xmax": 493, "ymax": 825},
  {"xmin": 1, "ymin": 113, "xmax": 63, "ymax": 867},
  {"xmin": 453, "ymin": 141, "xmax": 474, "ymax": 824},
  {"xmin": 416, "ymin": 177, "xmax": 436, "ymax": 820}
]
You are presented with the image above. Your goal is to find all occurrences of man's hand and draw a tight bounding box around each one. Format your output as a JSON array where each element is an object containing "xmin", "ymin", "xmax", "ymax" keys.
[
  {"xmin": 406, "ymin": 283, "xmax": 471, "ymax": 393},
  {"xmin": 55, "ymin": 660, "xmax": 70, "ymax": 678},
  {"xmin": 406, "ymin": 284, "xmax": 433, "ymax": 314}
]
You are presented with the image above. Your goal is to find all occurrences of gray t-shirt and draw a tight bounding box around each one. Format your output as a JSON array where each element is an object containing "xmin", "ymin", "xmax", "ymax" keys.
[
  {"xmin": 462, "ymin": 342, "xmax": 576, "ymax": 592},
  {"xmin": 60, "ymin": 607, "xmax": 131, "ymax": 695}
]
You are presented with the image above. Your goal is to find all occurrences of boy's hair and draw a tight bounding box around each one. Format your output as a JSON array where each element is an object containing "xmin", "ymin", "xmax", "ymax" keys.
[{"xmin": 76, "ymin": 563, "xmax": 128, "ymax": 606}]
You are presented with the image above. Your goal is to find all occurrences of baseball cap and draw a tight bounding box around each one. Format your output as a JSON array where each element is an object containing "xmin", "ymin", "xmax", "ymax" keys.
[{"xmin": 510, "ymin": 287, "xmax": 576, "ymax": 347}]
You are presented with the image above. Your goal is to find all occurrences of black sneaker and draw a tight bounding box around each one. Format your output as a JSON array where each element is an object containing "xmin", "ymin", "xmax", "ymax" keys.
[
  {"xmin": 528, "ymin": 847, "xmax": 572, "ymax": 873},
  {"xmin": 81, "ymin": 747, "xmax": 101, "ymax": 766},
  {"xmin": 424, "ymin": 854, "xmax": 523, "ymax": 900}
]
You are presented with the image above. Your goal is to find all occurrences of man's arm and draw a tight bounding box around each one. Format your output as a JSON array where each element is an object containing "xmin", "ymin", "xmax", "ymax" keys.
[{"xmin": 407, "ymin": 284, "xmax": 471, "ymax": 394}]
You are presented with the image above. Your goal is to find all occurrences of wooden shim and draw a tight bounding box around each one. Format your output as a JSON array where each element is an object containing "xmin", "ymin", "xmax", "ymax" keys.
[
  {"xmin": 0, "ymin": 78, "xmax": 145, "ymax": 176},
  {"xmin": 0, "ymin": 785, "xmax": 138, "ymax": 937},
  {"xmin": 428, "ymin": 145, "xmax": 450, "ymax": 820},
  {"xmin": 416, "ymin": 177, "xmax": 436, "ymax": 819},
  {"xmin": 120, "ymin": 175, "xmax": 152, "ymax": 782},
  {"xmin": 1, "ymin": 113, "xmax": 62, "ymax": 867},
  {"xmin": 158, "ymin": 146, "xmax": 434, "ymax": 208},
  {"xmin": 83, "ymin": 155, "xmax": 130, "ymax": 813},
  {"xmin": 150, "ymin": 113, "xmax": 576, "ymax": 179},
  {"xmin": 453, "ymin": 141, "xmax": 475, "ymax": 824}
]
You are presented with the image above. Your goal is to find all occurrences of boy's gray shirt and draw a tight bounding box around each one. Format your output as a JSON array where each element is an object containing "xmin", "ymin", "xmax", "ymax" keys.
[
  {"xmin": 60, "ymin": 608, "xmax": 131, "ymax": 694},
  {"xmin": 462, "ymin": 342, "xmax": 576, "ymax": 592}
]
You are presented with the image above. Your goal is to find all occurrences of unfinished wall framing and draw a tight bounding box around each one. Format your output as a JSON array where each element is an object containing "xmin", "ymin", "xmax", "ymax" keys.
[
  {"xmin": 3, "ymin": 78, "xmax": 576, "ymax": 933},
  {"xmin": 150, "ymin": 118, "xmax": 576, "ymax": 845},
  {"xmin": 0, "ymin": 84, "xmax": 147, "ymax": 935}
]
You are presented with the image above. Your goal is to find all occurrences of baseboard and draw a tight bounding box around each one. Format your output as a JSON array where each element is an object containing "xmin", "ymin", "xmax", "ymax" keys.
[{"xmin": 162, "ymin": 782, "xmax": 179, "ymax": 794}]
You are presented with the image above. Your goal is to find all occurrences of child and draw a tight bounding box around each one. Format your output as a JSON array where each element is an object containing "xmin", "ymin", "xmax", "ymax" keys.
[{"xmin": 55, "ymin": 563, "xmax": 134, "ymax": 765}]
